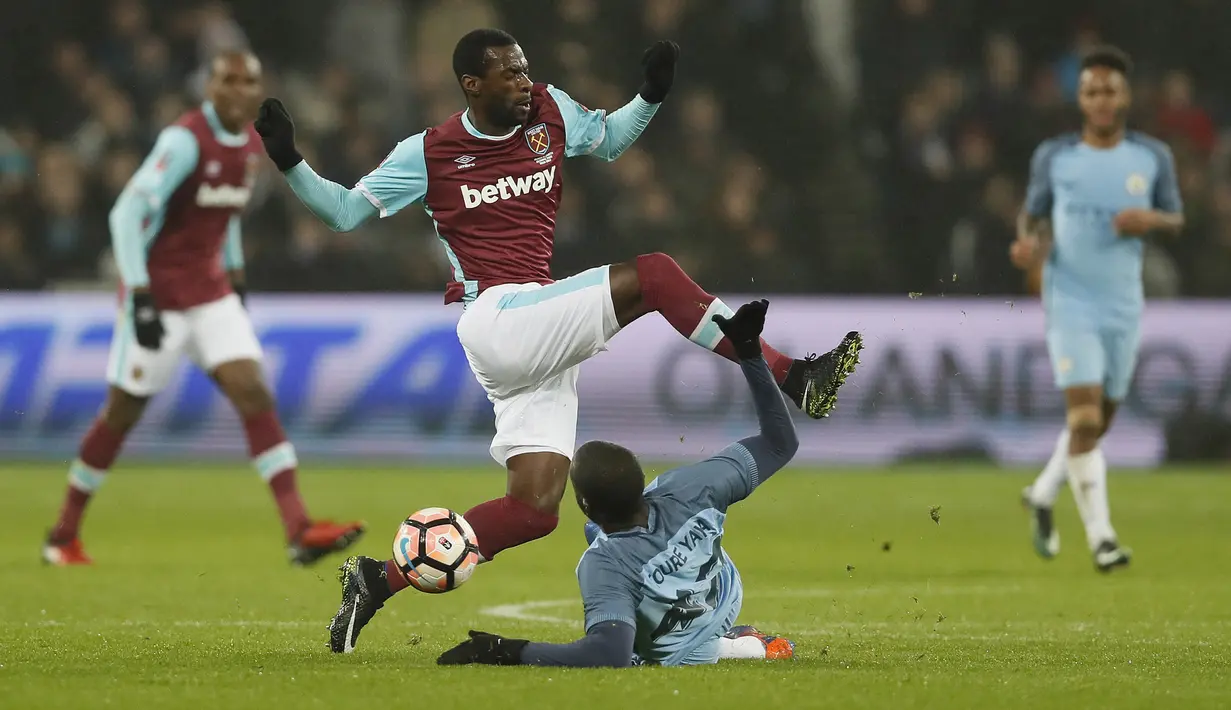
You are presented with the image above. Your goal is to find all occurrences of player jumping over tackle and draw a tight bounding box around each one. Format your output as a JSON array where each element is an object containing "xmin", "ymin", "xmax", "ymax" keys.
[
  {"xmin": 43, "ymin": 51, "xmax": 365, "ymax": 567},
  {"xmin": 1013, "ymin": 45, "xmax": 1183, "ymax": 572},
  {"xmin": 254, "ymin": 29, "xmax": 863, "ymax": 652},
  {"xmin": 435, "ymin": 300, "xmax": 805, "ymax": 667}
]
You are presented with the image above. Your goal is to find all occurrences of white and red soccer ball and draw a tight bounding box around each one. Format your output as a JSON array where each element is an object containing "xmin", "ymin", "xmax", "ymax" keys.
[{"xmin": 392, "ymin": 507, "xmax": 481, "ymax": 593}]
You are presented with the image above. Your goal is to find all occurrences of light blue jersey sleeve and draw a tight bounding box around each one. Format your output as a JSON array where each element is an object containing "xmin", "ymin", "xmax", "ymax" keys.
[
  {"xmin": 546, "ymin": 85, "xmax": 659, "ymax": 162},
  {"xmin": 283, "ymin": 131, "xmax": 427, "ymax": 231},
  {"xmin": 578, "ymin": 548, "xmax": 640, "ymax": 631},
  {"xmin": 109, "ymin": 126, "xmax": 199, "ymax": 288},
  {"xmin": 221, "ymin": 215, "xmax": 244, "ymax": 271},
  {"xmin": 1149, "ymin": 141, "xmax": 1183, "ymax": 213},
  {"xmin": 1023, "ymin": 138, "xmax": 1062, "ymax": 219}
]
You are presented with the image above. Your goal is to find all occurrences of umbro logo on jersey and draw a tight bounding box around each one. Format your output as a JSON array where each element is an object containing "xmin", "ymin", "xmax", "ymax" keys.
[
  {"xmin": 461, "ymin": 166, "xmax": 557, "ymax": 209},
  {"xmin": 455, "ymin": 155, "xmax": 477, "ymax": 170}
]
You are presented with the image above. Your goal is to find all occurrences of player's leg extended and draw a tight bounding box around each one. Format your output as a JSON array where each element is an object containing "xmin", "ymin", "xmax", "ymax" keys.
[
  {"xmin": 192, "ymin": 294, "xmax": 364, "ymax": 565},
  {"xmin": 44, "ymin": 306, "xmax": 188, "ymax": 565},
  {"xmin": 608, "ymin": 253, "xmax": 862, "ymax": 418},
  {"xmin": 212, "ymin": 358, "xmax": 364, "ymax": 565},
  {"xmin": 1022, "ymin": 428, "xmax": 1068, "ymax": 558},
  {"xmin": 44, "ymin": 386, "xmax": 148, "ymax": 565}
]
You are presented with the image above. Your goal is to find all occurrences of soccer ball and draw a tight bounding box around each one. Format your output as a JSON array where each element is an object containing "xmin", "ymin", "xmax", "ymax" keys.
[{"xmin": 392, "ymin": 507, "xmax": 481, "ymax": 594}]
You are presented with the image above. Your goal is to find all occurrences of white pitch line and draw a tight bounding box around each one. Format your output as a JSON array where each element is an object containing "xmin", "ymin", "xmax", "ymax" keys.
[{"xmin": 479, "ymin": 599, "xmax": 576, "ymax": 624}]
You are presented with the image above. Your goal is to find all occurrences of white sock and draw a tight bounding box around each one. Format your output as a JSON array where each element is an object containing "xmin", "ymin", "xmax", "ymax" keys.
[
  {"xmin": 717, "ymin": 635, "xmax": 766, "ymax": 660},
  {"xmin": 1066, "ymin": 447, "xmax": 1116, "ymax": 550},
  {"xmin": 1029, "ymin": 429, "xmax": 1070, "ymax": 507}
]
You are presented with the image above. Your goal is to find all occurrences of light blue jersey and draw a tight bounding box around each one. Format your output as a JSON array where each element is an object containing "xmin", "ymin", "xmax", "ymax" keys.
[
  {"xmin": 577, "ymin": 443, "xmax": 762, "ymax": 666},
  {"xmin": 1024, "ymin": 131, "xmax": 1182, "ymax": 398}
]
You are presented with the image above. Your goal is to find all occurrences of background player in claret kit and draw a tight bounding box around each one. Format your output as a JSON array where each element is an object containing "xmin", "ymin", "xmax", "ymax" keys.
[
  {"xmin": 434, "ymin": 300, "xmax": 801, "ymax": 668},
  {"xmin": 254, "ymin": 29, "xmax": 863, "ymax": 652},
  {"xmin": 1013, "ymin": 46, "xmax": 1183, "ymax": 572},
  {"xmin": 42, "ymin": 51, "xmax": 365, "ymax": 568}
]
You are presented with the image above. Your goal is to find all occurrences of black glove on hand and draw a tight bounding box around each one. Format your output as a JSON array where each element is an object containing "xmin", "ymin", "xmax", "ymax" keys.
[
  {"xmin": 638, "ymin": 40, "xmax": 680, "ymax": 104},
  {"xmin": 713, "ymin": 299, "xmax": 768, "ymax": 360},
  {"xmin": 131, "ymin": 291, "xmax": 165, "ymax": 350},
  {"xmin": 254, "ymin": 98, "xmax": 303, "ymax": 172},
  {"xmin": 436, "ymin": 630, "xmax": 529, "ymax": 666}
]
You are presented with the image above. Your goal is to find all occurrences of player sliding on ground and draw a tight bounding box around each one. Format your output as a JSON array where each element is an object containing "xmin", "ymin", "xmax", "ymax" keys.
[
  {"xmin": 1013, "ymin": 45, "xmax": 1183, "ymax": 572},
  {"xmin": 254, "ymin": 29, "xmax": 863, "ymax": 652},
  {"xmin": 42, "ymin": 51, "xmax": 365, "ymax": 567},
  {"xmin": 435, "ymin": 300, "xmax": 813, "ymax": 667}
]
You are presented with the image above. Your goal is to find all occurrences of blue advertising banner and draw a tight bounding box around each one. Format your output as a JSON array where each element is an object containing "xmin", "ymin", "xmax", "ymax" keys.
[{"xmin": 0, "ymin": 294, "xmax": 1226, "ymax": 465}]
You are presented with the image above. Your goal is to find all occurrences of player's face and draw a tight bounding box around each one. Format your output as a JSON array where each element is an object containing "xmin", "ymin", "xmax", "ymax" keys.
[
  {"xmin": 1078, "ymin": 67, "xmax": 1130, "ymax": 135},
  {"xmin": 478, "ymin": 45, "xmax": 533, "ymax": 128},
  {"xmin": 207, "ymin": 54, "xmax": 263, "ymax": 131}
]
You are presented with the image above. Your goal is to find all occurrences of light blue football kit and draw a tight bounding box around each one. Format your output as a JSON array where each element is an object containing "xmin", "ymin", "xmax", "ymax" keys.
[{"xmin": 1023, "ymin": 131, "xmax": 1182, "ymax": 399}]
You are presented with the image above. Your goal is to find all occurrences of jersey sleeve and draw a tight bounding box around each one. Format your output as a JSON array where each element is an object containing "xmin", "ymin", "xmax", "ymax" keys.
[
  {"xmin": 578, "ymin": 548, "xmax": 639, "ymax": 632},
  {"xmin": 646, "ymin": 443, "xmax": 759, "ymax": 514},
  {"xmin": 356, "ymin": 132, "xmax": 428, "ymax": 217},
  {"xmin": 546, "ymin": 85, "xmax": 659, "ymax": 162},
  {"xmin": 110, "ymin": 125, "xmax": 199, "ymax": 288},
  {"xmin": 545, "ymin": 85, "xmax": 608, "ymax": 158},
  {"xmin": 1023, "ymin": 139, "xmax": 1057, "ymax": 218},
  {"xmin": 1151, "ymin": 143, "xmax": 1183, "ymax": 213},
  {"xmin": 222, "ymin": 215, "xmax": 244, "ymax": 271}
]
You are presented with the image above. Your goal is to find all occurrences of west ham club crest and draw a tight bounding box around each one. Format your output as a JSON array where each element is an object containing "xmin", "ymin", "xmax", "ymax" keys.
[{"xmin": 525, "ymin": 123, "xmax": 550, "ymax": 156}]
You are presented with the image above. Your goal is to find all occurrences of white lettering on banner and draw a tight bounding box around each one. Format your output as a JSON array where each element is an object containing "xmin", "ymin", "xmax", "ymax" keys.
[
  {"xmin": 461, "ymin": 166, "xmax": 557, "ymax": 209},
  {"xmin": 0, "ymin": 296, "xmax": 1228, "ymax": 466},
  {"xmin": 195, "ymin": 183, "xmax": 252, "ymax": 208}
]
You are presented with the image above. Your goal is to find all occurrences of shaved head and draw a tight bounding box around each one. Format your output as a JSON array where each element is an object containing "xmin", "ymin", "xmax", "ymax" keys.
[
  {"xmin": 207, "ymin": 50, "xmax": 262, "ymax": 132},
  {"xmin": 570, "ymin": 441, "xmax": 646, "ymax": 529}
]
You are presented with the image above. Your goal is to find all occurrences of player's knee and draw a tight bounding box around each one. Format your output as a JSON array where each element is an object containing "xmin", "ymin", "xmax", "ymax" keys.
[
  {"xmin": 637, "ymin": 251, "xmax": 680, "ymax": 276},
  {"xmin": 1066, "ymin": 404, "xmax": 1103, "ymax": 442},
  {"xmin": 224, "ymin": 377, "xmax": 274, "ymax": 417},
  {"xmin": 100, "ymin": 388, "xmax": 148, "ymax": 433}
]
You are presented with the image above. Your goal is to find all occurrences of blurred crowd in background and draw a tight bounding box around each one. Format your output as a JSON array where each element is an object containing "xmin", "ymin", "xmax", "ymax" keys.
[{"xmin": 3, "ymin": 0, "xmax": 1231, "ymax": 297}]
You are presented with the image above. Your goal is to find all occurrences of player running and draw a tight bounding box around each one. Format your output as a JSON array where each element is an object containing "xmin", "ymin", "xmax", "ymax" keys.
[
  {"xmin": 253, "ymin": 29, "xmax": 862, "ymax": 652},
  {"xmin": 435, "ymin": 300, "xmax": 805, "ymax": 667},
  {"xmin": 42, "ymin": 51, "xmax": 365, "ymax": 567},
  {"xmin": 1012, "ymin": 46, "xmax": 1183, "ymax": 572}
]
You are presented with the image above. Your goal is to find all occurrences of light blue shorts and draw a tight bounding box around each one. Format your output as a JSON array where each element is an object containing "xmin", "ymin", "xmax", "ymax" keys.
[{"xmin": 1045, "ymin": 324, "xmax": 1140, "ymax": 401}]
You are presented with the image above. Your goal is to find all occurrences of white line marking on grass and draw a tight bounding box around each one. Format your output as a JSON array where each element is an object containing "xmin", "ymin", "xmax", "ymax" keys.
[
  {"xmin": 756, "ymin": 583, "xmax": 1024, "ymax": 599},
  {"xmin": 479, "ymin": 599, "xmax": 575, "ymax": 624}
]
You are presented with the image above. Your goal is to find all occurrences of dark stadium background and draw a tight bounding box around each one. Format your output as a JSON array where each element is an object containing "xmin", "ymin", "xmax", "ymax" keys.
[{"xmin": 1, "ymin": 0, "xmax": 1229, "ymax": 464}]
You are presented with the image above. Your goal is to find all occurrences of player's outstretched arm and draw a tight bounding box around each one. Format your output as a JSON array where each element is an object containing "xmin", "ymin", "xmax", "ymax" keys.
[
  {"xmin": 549, "ymin": 41, "xmax": 679, "ymax": 162},
  {"xmin": 438, "ymin": 551, "xmax": 639, "ymax": 668},
  {"xmin": 254, "ymin": 98, "xmax": 380, "ymax": 232},
  {"xmin": 714, "ymin": 300, "xmax": 800, "ymax": 480}
]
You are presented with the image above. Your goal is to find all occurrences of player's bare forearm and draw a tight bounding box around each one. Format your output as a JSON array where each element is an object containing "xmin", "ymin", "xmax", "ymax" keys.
[
  {"xmin": 736, "ymin": 357, "xmax": 799, "ymax": 481},
  {"xmin": 519, "ymin": 622, "xmax": 635, "ymax": 668},
  {"xmin": 283, "ymin": 162, "xmax": 378, "ymax": 232}
]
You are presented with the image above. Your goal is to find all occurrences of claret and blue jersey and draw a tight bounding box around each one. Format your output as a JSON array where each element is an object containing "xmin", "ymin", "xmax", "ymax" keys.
[{"xmin": 1024, "ymin": 131, "xmax": 1182, "ymax": 397}]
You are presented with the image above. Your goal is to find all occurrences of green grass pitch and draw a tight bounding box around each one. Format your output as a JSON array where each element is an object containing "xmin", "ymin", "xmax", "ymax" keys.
[{"xmin": 1, "ymin": 463, "xmax": 1229, "ymax": 709}]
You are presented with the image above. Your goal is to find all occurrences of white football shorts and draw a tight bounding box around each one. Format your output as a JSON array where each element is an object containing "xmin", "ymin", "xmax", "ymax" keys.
[
  {"xmin": 456, "ymin": 266, "xmax": 620, "ymax": 464},
  {"xmin": 106, "ymin": 293, "xmax": 263, "ymax": 397}
]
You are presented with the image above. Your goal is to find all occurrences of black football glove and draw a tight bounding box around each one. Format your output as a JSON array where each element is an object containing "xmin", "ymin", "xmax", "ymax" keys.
[
  {"xmin": 131, "ymin": 291, "xmax": 165, "ymax": 350},
  {"xmin": 436, "ymin": 630, "xmax": 529, "ymax": 666},
  {"xmin": 712, "ymin": 299, "xmax": 768, "ymax": 360},
  {"xmin": 232, "ymin": 283, "xmax": 247, "ymax": 309},
  {"xmin": 254, "ymin": 98, "xmax": 303, "ymax": 172},
  {"xmin": 638, "ymin": 40, "xmax": 679, "ymax": 104}
]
